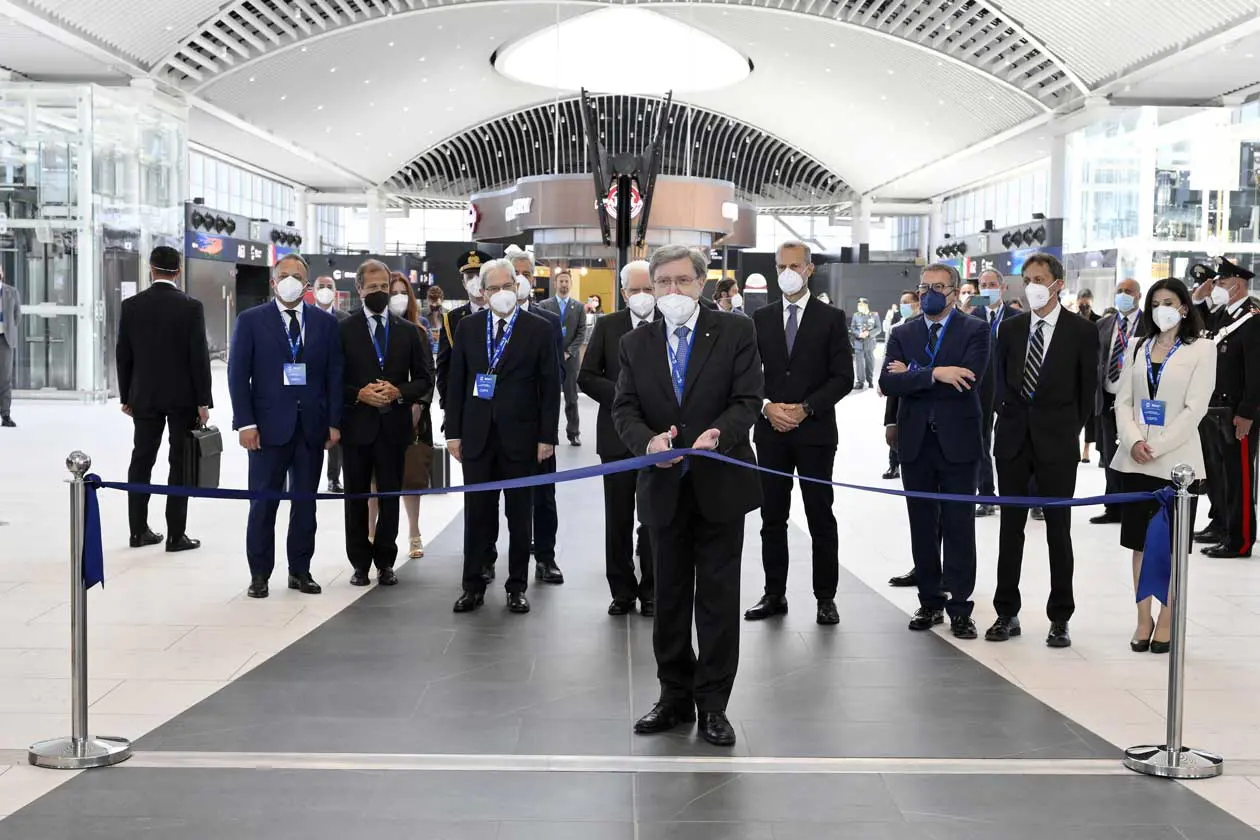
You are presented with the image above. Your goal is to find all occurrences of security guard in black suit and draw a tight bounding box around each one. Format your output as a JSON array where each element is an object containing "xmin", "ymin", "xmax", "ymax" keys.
[
  {"xmin": 436, "ymin": 249, "xmax": 491, "ymax": 411},
  {"xmin": 1191, "ymin": 258, "xmax": 1260, "ymax": 558}
]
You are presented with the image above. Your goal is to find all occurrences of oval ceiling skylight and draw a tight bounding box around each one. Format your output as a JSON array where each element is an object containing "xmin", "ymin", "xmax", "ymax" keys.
[{"xmin": 494, "ymin": 7, "xmax": 752, "ymax": 94}]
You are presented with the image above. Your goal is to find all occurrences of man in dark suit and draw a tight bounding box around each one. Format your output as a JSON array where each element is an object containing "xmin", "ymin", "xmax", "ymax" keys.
[
  {"xmin": 515, "ymin": 272, "xmax": 566, "ymax": 585},
  {"xmin": 614, "ymin": 244, "xmax": 763, "ymax": 748},
  {"xmin": 340, "ymin": 260, "xmax": 434, "ymax": 587},
  {"xmin": 988, "ymin": 253, "xmax": 1100, "ymax": 648},
  {"xmin": 540, "ymin": 267, "xmax": 587, "ymax": 445},
  {"xmin": 579, "ymin": 260, "xmax": 657, "ymax": 616},
  {"xmin": 314, "ymin": 274, "xmax": 351, "ymax": 493},
  {"xmin": 744, "ymin": 239, "xmax": 854, "ymax": 626},
  {"xmin": 880, "ymin": 264, "xmax": 989, "ymax": 639},
  {"xmin": 1191, "ymin": 258, "xmax": 1260, "ymax": 558},
  {"xmin": 973, "ymin": 269, "xmax": 1021, "ymax": 517},
  {"xmin": 447, "ymin": 258, "xmax": 561, "ymax": 614},
  {"xmin": 1089, "ymin": 277, "xmax": 1145, "ymax": 525},
  {"xmin": 116, "ymin": 245, "xmax": 213, "ymax": 552},
  {"xmin": 436, "ymin": 249, "xmax": 491, "ymax": 411},
  {"xmin": 228, "ymin": 254, "xmax": 343, "ymax": 599}
]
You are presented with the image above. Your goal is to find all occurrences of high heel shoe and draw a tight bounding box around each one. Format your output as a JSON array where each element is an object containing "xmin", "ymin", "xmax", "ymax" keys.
[
  {"xmin": 409, "ymin": 536, "xmax": 424, "ymax": 559},
  {"xmin": 1150, "ymin": 637, "xmax": 1171, "ymax": 654},
  {"xmin": 1130, "ymin": 624, "xmax": 1154, "ymax": 653}
]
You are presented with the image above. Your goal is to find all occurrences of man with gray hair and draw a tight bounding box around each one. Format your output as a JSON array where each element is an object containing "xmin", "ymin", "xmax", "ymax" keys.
[{"xmin": 613, "ymin": 244, "xmax": 763, "ymax": 747}]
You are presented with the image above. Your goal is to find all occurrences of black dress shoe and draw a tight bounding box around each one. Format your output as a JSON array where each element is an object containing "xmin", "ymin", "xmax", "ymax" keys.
[
  {"xmin": 287, "ymin": 573, "xmax": 322, "ymax": 594},
  {"xmin": 378, "ymin": 568, "xmax": 398, "ymax": 586},
  {"xmin": 881, "ymin": 466, "xmax": 900, "ymax": 480},
  {"xmin": 481, "ymin": 565, "xmax": 496, "ymax": 582},
  {"xmin": 975, "ymin": 504, "xmax": 997, "ymax": 517},
  {"xmin": 743, "ymin": 595, "xmax": 788, "ymax": 620},
  {"xmin": 608, "ymin": 599, "xmax": 634, "ymax": 616},
  {"xmin": 1193, "ymin": 525, "xmax": 1223, "ymax": 544},
  {"xmin": 1089, "ymin": 510, "xmax": 1123, "ymax": 524},
  {"xmin": 327, "ymin": 480, "xmax": 343, "ymax": 494},
  {"xmin": 908, "ymin": 608, "xmax": 944, "ymax": 631},
  {"xmin": 950, "ymin": 616, "xmax": 978, "ymax": 639},
  {"xmin": 1046, "ymin": 621, "xmax": 1072, "ymax": 648},
  {"xmin": 165, "ymin": 535, "xmax": 201, "ymax": 553},
  {"xmin": 985, "ymin": 615, "xmax": 1021, "ymax": 641},
  {"xmin": 453, "ymin": 591, "xmax": 484, "ymax": 612},
  {"xmin": 129, "ymin": 529, "xmax": 163, "ymax": 548},
  {"xmin": 888, "ymin": 570, "xmax": 917, "ymax": 587},
  {"xmin": 349, "ymin": 570, "xmax": 372, "ymax": 587},
  {"xmin": 1, "ymin": 416, "xmax": 14, "ymax": 428},
  {"xmin": 1202, "ymin": 544, "xmax": 1252, "ymax": 558},
  {"xmin": 633, "ymin": 700, "xmax": 696, "ymax": 734},
  {"xmin": 816, "ymin": 599, "xmax": 840, "ymax": 625},
  {"xmin": 1031, "ymin": 507, "xmax": 1045, "ymax": 521},
  {"xmin": 507, "ymin": 592, "xmax": 531, "ymax": 613},
  {"xmin": 535, "ymin": 561, "xmax": 564, "ymax": 584},
  {"xmin": 639, "ymin": 599, "xmax": 655, "ymax": 618},
  {"xmin": 247, "ymin": 575, "xmax": 269, "ymax": 599},
  {"xmin": 698, "ymin": 711, "xmax": 737, "ymax": 747},
  {"xmin": 569, "ymin": 435, "xmax": 581, "ymax": 446}
]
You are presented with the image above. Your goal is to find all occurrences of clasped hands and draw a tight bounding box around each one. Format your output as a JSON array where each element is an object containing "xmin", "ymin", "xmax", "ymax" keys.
[
  {"xmin": 884, "ymin": 359, "xmax": 976, "ymax": 391},
  {"xmin": 358, "ymin": 379, "xmax": 401, "ymax": 408},
  {"xmin": 647, "ymin": 425, "xmax": 719, "ymax": 468},
  {"xmin": 764, "ymin": 403, "xmax": 807, "ymax": 433}
]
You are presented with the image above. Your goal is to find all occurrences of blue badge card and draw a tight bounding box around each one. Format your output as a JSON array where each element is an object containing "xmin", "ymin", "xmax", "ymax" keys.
[
  {"xmin": 283, "ymin": 363, "xmax": 307, "ymax": 386},
  {"xmin": 474, "ymin": 373, "xmax": 497, "ymax": 400},
  {"xmin": 907, "ymin": 361, "xmax": 921, "ymax": 372},
  {"xmin": 1141, "ymin": 399, "xmax": 1166, "ymax": 426}
]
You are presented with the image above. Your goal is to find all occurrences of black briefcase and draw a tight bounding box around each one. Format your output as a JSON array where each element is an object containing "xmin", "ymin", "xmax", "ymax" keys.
[
  {"xmin": 429, "ymin": 443, "xmax": 452, "ymax": 490},
  {"xmin": 184, "ymin": 425, "xmax": 223, "ymax": 489}
]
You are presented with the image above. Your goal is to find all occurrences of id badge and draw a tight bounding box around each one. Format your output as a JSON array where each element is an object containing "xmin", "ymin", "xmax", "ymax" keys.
[
  {"xmin": 283, "ymin": 363, "xmax": 307, "ymax": 386},
  {"xmin": 1141, "ymin": 399, "xmax": 1166, "ymax": 426},
  {"xmin": 474, "ymin": 372, "xmax": 497, "ymax": 400}
]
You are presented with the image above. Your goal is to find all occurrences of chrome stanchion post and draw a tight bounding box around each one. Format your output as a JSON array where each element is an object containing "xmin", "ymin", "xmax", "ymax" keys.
[
  {"xmin": 1123, "ymin": 464, "xmax": 1222, "ymax": 779},
  {"xmin": 28, "ymin": 452, "xmax": 132, "ymax": 770}
]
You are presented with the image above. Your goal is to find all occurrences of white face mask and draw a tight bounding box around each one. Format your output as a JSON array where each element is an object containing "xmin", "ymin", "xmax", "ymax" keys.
[
  {"xmin": 275, "ymin": 276, "xmax": 305, "ymax": 305},
  {"xmin": 778, "ymin": 269, "xmax": 805, "ymax": 296},
  {"xmin": 730, "ymin": 293, "xmax": 744, "ymax": 310},
  {"xmin": 657, "ymin": 293, "xmax": 697, "ymax": 325},
  {"xmin": 489, "ymin": 288, "xmax": 517, "ymax": 315},
  {"xmin": 1024, "ymin": 282, "xmax": 1052, "ymax": 310},
  {"xmin": 1211, "ymin": 285, "xmax": 1232, "ymax": 308},
  {"xmin": 314, "ymin": 287, "xmax": 335, "ymax": 307},
  {"xmin": 465, "ymin": 276, "xmax": 483, "ymax": 299},
  {"xmin": 627, "ymin": 292, "xmax": 655, "ymax": 318},
  {"xmin": 516, "ymin": 276, "xmax": 532, "ymax": 302},
  {"xmin": 388, "ymin": 294, "xmax": 409, "ymax": 317},
  {"xmin": 1153, "ymin": 305, "xmax": 1184, "ymax": 332}
]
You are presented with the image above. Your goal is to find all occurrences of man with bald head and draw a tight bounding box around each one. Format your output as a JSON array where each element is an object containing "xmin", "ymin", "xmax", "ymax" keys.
[{"xmin": 1090, "ymin": 278, "xmax": 1146, "ymax": 524}]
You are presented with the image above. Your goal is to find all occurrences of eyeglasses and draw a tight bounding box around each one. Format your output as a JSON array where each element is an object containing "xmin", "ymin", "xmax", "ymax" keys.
[
  {"xmin": 652, "ymin": 275, "xmax": 700, "ymax": 291},
  {"xmin": 916, "ymin": 283, "xmax": 953, "ymax": 294}
]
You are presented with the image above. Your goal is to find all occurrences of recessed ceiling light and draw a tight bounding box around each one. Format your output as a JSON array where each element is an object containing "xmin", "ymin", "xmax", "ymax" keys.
[
  {"xmin": 938, "ymin": 99, "xmax": 945, "ymax": 105},
  {"xmin": 880, "ymin": 94, "xmax": 887, "ymax": 100},
  {"xmin": 446, "ymin": 106, "xmax": 453, "ymax": 112},
  {"xmin": 355, "ymin": 131, "xmax": 362, "ymax": 137},
  {"xmin": 887, "ymin": 69, "xmax": 895, "ymax": 75},
  {"xmin": 987, "ymin": 94, "xmax": 995, "ymax": 100},
  {"xmin": 828, "ymin": 42, "xmax": 835, "ymax": 48},
  {"xmin": 437, "ymin": 24, "xmax": 443, "ymax": 30},
  {"xmin": 248, "ymin": 76, "xmax": 255, "ymax": 82},
  {"xmin": 164, "ymin": 24, "xmax": 173, "ymax": 31},
  {"xmin": 280, "ymin": 95, "xmax": 287, "ymax": 101},
  {"xmin": 369, "ymin": 102, "xmax": 375, "ymax": 107},
  {"xmin": 449, "ymin": 87, "xmax": 456, "ymax": 93},
  {"xmin": 364, "ymin": 79, "xmax": 370, "ymax": 84},
  {"xmin": 1248, "ymin": 53, "xmax": 1256, "ymax": 59},
  {"xmin": 421, "ymin": 77, "xmax": 428, "ymax": 83},
  {"xmin": 388, "ymin": 41, "xmax": 395, "ymax": 47},
  {"xmin": 825, "ymin": 68, "xmax": 832, "ymax": 73},
  {"xmin": 329, "ymin": 67, "xmax": 336, "ymax": 73},
  {"xmin": 301, "ymin": 46, "xmax": 307, "ymax": 52},
  {"xmin": 316, "ymin": 104, "xmax": 323, "ymax": 110},
  {"xmin": 403, "ymin": 106, "xmax": 410, "ymax": 112}
]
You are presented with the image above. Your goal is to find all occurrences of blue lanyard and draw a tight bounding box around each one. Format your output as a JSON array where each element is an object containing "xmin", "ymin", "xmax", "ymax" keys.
[
  {"xmin": 1145, "ymin": 337, "xmax": 1181, "ymax": 398},
  {"xmin": 667, "ymin": 326, "xmax": 696, "ymax": 397},
  {"xmin": 558, "ymin": 297, "xmax": 568, "ymax": 337},
  {"xmin": 280, "ymin": 307, "xmax": 303, "ymax": 363},
  {"xmin": 370, "ymin": 314, "xmax": 390, "ymax": 369},
  {"xmin": 923, "ymin": 310, "xmax": 953, "ymax": 364},
  {"xmin": 989, "ymin": 306, "xmax": 1003, "ymax": 337},
  {"xmin": 485, "ymin": 307, "xmax": 520, "ymax": 373}
]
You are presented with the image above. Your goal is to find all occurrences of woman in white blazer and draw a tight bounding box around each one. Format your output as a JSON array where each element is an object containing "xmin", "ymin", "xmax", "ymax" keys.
[{"xmin": 1112, "ymin": 278, "xmax": 1216, "ymax": 654}]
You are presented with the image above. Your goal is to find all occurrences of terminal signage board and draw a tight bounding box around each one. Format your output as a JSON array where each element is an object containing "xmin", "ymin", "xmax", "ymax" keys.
[{"xmin": 185, "ymin": 230, "xmax": 270, "ymax": 267}]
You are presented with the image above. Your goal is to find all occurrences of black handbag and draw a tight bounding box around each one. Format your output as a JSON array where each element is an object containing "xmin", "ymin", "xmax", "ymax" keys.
[{"xmin": 184, "ymin": 425, "xmax": 223, "ymax": 489}]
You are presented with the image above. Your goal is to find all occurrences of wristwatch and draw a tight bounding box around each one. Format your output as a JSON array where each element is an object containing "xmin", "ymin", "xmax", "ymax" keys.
[{"xmin": 801, "ymin": 401, "xmax": 815, "ymax": 417}]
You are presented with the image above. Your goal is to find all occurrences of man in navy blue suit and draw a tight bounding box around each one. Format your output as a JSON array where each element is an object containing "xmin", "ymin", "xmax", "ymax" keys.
[
  {"xmin": 879, "ymin": 263, "xmax": 989, "ymax": 639},
  {"xmin": 228, "ymin": 254, "xmax": 344, "ymax": 599}
]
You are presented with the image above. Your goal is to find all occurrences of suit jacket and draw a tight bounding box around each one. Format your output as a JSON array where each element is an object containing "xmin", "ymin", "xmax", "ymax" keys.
[
  {"xmin": 612, "ymin": 306, "xmax": 764, "ymax": 527},
  {"xmin": 1094, "ymin": 310, "xmax": 1149, "ymax": 413},
  {"xmin": 538, "ymin": 296, "xmax": 587, "ymax": 356},
  {"xmin": 753, "ymin": 297, "xmax": 854, "ymax": 447},
  {"xmin": 228, "ymin": 302, "xmax": 344, "ymax": 448},
  {"xmin": 339, "ymin": 309, "xmax": 434, "ymax": 447},
  {"xmin": 445, "ymin": 307, "xmax": 561, "ymax": 462},
  {"xmin": 579, "ymin": 308, "xmax": 651, "ymax": 459},
  {"xmin": 883, "ymin": 315, "xmax": 921, "ymax": 427},
  {"xmin": 1112, "ymin": 337, "xmax": 1215, "ymax": 478},
  {"xmin": 993, "ymin": 308, "xmax": 1100, "ymax": 463},
  {"xmin": 972, "ymin": 303, "xmax": 1021, "ymax": 415},
  {"xmin": 879, "ymin": 310, "xmax": 990, "ymax": 464},
  {"xmin": 524, "ymin": 302, "xmax": 565, "ymax": 383},
  {"xmin": 116, "ymin": 282, "xmax": 213, "ymax": 414},
  {"xmin": 436, "ymin": 302, "xmax": 479, "ymax": 409},
  {"xmin": 0, "ymin": 282, "xmax": 20, "ymax": 349},
  {"xmin": 316, "ymin": 305, "xmax": 351, "ymax": 323},
  {"xmin": 1198, "ymin": 298, "xmax": 1260, "ymax": 420}
]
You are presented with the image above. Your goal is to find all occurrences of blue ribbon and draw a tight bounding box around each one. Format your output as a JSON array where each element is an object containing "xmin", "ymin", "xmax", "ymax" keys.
[
  {"xmin": 83, "ymin": 476, "xmax": 105, "ymax": 590},
  {"xmin": 1136, "ymin": 486, "xmax": 1177, "ymax": 605}
]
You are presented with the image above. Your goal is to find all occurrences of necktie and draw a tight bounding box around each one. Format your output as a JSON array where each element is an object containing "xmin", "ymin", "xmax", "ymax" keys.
[
  {"xmin": 1107, "ymin": 316, "xmax": 1128, "ymax": 382},
  {"xmin": 672, "ymin": 325, "xmax": 691, "ymax": 403},
  {"xmin": 928, "ymin": 322, "xmax": 943, "ymax": 357},
  {"xmin": 286, "ymin": 310, "xmax": 300, "ymax": 359},
  {"xmin": 785, "ymin": 304, "xmax": 800, "ymax": 355},
  {"xmin": 495, "ymin": 317, "xmax": 506, "ymax": 347},
  {"xmin": 372, "ymin": 314, "xmax": 384, "ymax": 339},
  {"xmin": 1021, "ymin": 320, "xmax": 1046, "ymax": 402},
  {"xmin": 635, "ymin": 318, "xmax": 649, "ymax": 328}
]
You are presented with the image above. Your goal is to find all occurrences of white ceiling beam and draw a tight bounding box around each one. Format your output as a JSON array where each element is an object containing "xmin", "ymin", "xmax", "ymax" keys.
[
  {"xmin": 190, "ymin": 36, "xmax": 233, "ymax": 67},
  {"xmin": 311, "ymin": 0, "xmax": 345, "ymax": 25},
  {"xmin": 0, "ymin": 0, "xmax": 147, "ymax": 76},
  {"xmin": 181, "ymin": 48, "xmax": 222, "ymax": 73},
  {"xmin": 292, "ymin": 0, "xmax": 326, "ymax": 30},
  {"xmin": 891, "ymin": 0, "xmax": 931, "ymax": 35},
  {"xmin": 208, "ymin": 26, "xmax": 252, "ymax": 59},
  {"xmin": 236, "ymin": 9, "xmax": 282, "ymax": 45},
  {"xmin": 220, "ymin": 16, "xmax": 269, "ymax": 53},
  {"xmin": 166, "ymin": 56, "xmax": 206, "ymax": 82},
  {"xmin": 255, "ymin": 2, "xmax": 300, "ymax": 39},
  {"xmin": 1020, "ymin": 62, "xmax": 1063, "ymax": 91}
]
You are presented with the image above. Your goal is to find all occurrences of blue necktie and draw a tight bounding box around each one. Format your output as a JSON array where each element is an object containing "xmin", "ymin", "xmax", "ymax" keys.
[
  {"xmin": 785, "ymin": 304, "xmax": 800, "ymax": 355},
  {"xmin": 672, "ymin": 325, "xmax": 691, "ymax": 404}
]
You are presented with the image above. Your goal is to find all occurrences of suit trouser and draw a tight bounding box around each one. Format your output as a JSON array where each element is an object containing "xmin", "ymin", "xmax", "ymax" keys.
[
  {"xmin": 0, "ymin": 336, "xmax": 12, "ymax": 416},
  {"xmin": 853, "ymin": 341, "xmax": 875, "ymax": 386},
  {"xmin": 977, "ymin": 408, "xmax": 997, "ymax": 497},
  {"xmin": 461, "ymin": 436, "xmax": 533, "ymax": 594},
  {"xmin": 246, "ymin": 434, "xmax": 323, "ymax": 579},
  {"xmin": 757, "ymin": 437, "xmax": 839, "ymax": 600},
  {"xmin": 1099, "ymin": 392, "xmax": 1122, "ymax": 514},
  {"xmin": 1200, "ymin": 415, "xmax": 1227, "ymax": 529},
  {"xmin": 994, "ymin": 439, "xmax": 1078, "ymax": 622},
  {"xmin": 900, "ymin": 430, "xmax": 977, "ymax": 618},
  {"xmin": 343, "ymin": 434, "xmax": 407, "ymax": 573},
  {"xmin": 602, "ymin": 459, "xmax": 653, "ymax": 603},
  {"xmin": 651, "ymin": 474, "xmax": 742, "ymax": 712},
  {"xmin": 1217, "ymin": 420, "xmax": 1259, "ymax": 553},
  {"xmin": 532, "ymin": 454, "xmax": 558, "ymax": 564},
  {"xmin": 326, "ymin": 443, "xmax": 343, "ymax": 484},
  {"xmin": 562, "ymin": 353, "xmax": 581, "ymax": 439},
  {"xmin": 127, "ymin": 408, "xmax": 197, "ymax": 538}
]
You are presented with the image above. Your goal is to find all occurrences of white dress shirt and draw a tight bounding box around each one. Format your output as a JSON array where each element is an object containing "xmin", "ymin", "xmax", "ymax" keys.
[
  {"xmin": 1026, "ymin": 302, "xmax": 1062, "ymax": 362},
  {"xmin": 782, "ymin": 289, "xmax": 811, "ymax": 329},
  {"xmin": 1103, "ymin": 309, "xmax": 1141, "ymax": 396},
  {"xmin": 632, "ymin": 311, "xmax": 655, "ymax": 329},
  {"xmin": 666, "ymin": 305, "xmax": 701, "ymax": 360},
  {"xmin": 153, "ymin": 279, "xmax": 176, "ymax": 288}
]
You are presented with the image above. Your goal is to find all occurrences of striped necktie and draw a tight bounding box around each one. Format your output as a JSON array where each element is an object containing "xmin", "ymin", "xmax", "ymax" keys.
[
  {"xmin": 1107, "ymin": 316, "xmax": 1128, "ymax": 382},
  {"xmin": 1021, "ymin": 320, "xmax": 1046, "ymax": 402}
]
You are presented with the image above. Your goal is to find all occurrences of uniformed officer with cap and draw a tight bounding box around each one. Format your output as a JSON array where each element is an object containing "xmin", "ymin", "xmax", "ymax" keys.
[
  {"xmin": 1191, "ymin": 257, "xmax": 1260, "ymax": 558},
  {"xmin": 436, "ymin": 249, "xmax": 492, "ymax": 410}
]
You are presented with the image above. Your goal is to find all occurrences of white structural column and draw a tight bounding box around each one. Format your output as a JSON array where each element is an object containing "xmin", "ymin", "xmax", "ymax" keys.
[
  {"xmin": 852, "ymin": 195, "xmax": 873, "ymax": 252},
  {"xmin": 1048, "ymin": 133, "xmax": 1067, "ymax": 220},
  {"xmin": 296, "ymin": 189, "xmax": 315, "ymax": 244},
  {"xmin": 928, "ymin": 198, "xmax": 944, "ymax": 261},
  {"xmin": 76, "ymin": 86, "xmax": 102, "ymax": 401},
  {"xmin": 366, "ymin": 189, "xmax": 386, "ymax": 253}
]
